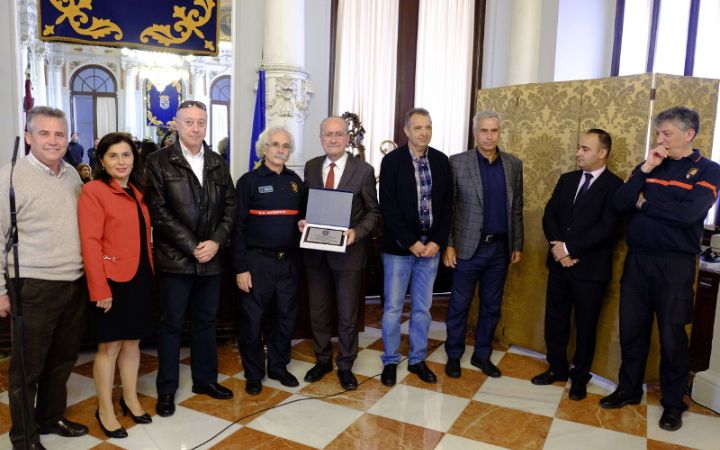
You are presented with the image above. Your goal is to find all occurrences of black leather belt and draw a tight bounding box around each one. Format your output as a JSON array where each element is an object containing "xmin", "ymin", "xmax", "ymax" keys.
[
  {"xmin": 250, "ymin": 248, "xmax": 293, "ymax": 260},
  {"xmin": 481, "ymin": 233, "xmax": 507, "ymax": 244}
]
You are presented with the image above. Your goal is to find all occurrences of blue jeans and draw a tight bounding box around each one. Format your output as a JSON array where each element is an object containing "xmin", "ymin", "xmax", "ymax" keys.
[
  {"xmin": 445, "ymin": 241, "xmax": 509, "ymax": 360},
  {"xmin": 381, "ymin": 252, "xmax": 440, "ymax": 365}
]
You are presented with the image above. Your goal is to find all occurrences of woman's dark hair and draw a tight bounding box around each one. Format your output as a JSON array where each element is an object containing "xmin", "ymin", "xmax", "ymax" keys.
[
  {"xmin": 140, "ymin": 139, "xmax": 159, "ymax": 165},
  {"xmin": 92, "ymin": 132, "xmax": 145, "ymax": 192}
]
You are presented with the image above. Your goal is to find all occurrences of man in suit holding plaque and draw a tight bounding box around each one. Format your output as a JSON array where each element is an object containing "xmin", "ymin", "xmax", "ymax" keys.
[
  {"xmin": 443, "ymin": 110, "xmax": 524, "ymax": 379},
  {"xmin": 531, "ymin": 129, "xmax": 622, "ymax": 401},
  {"xmin": 301, "ymin": 116, "xmax": 380, "ymax": 390}
]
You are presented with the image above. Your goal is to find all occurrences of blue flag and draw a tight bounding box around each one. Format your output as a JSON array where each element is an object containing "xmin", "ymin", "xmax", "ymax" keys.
[{"xmin": 248, "ymin": 69, "xmax": 266, "ymax": 172}]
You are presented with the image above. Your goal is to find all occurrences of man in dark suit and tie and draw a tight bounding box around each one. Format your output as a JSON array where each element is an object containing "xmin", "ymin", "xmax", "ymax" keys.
[
  {"xmin": 443, "ymin": 110, "xmax": 523, "ymax": 379},
  {"xmin": 301, "ymin": 116, "xmax": 380, "ymax": 390},
  {"xmin": 378, "ymin": 108, "xmax": 452, "ymax": 386},
  {"xmin": 531, "ymin": 129, "xmax": 623, "ymax": 401}
]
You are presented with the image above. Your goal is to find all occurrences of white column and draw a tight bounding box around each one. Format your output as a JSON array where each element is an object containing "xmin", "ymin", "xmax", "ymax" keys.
[
  {"xmin": 692, "ymin": 291, "xmax": 720, "ymax": 412},
  {"xmin": 48, "ymin": 56, "xmax": 64, "ymax": 109},
  {"xmin": 190, "ymin": 65, "xmax": 208, "ymax": 105},
  {"xmin": 31, "ymin": 43, "xmax": 47, "ymax": 107},
  {"xmin": 122, "ymin": 62, "xmax": 139, "ymax": 137},
  {"xmin": 263, "ymin": 0, "xmax": 312, "ymax": 170},
  {"xmin": 506, "ymin": 0, "xmax": 544, "ymax": 85}
]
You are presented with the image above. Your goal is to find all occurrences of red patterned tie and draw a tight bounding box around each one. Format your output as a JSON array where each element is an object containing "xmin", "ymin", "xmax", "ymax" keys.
[{"xmin": 325, "ymin": 162, "xmax": 336, "ymax": 189}]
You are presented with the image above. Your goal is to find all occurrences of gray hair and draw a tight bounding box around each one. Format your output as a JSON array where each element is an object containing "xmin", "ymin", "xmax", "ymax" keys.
[
  {"xmin": 404, "ymin": 108, "xmax": 431, "ymax": 127},
  {"xmin": 472, "ymin": 110, "xmax": 501, "ymax": 130},
  {"xmin": 319, "ymin": 116, "xmax": 349, "ymax": 135},
  {"xmin": 255, "ymin": 126, "xmax": 295, "ymax": 159},
  {"xmin": 27, "ymin": 106, "xmax": 68, "ymax": 133},
  {"xmin": 654, "ymin": 106, "xmax": 700, "ymax": 136}
]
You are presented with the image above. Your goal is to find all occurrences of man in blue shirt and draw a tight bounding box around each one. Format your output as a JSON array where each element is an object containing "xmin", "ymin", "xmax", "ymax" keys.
[{"xmin": 443, "ymin": 110, "xmax": 524, "ymax": 379}]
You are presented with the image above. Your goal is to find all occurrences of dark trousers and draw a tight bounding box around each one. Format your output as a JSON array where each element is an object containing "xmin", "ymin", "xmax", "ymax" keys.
[
  {"xmin": 544, "ymin": 270, "xmax": 606, "ymax": 383},
  {"xmin": 238, "ymin": 252, "xmax": 299, "ymax": 381},
  {"xmin": 9, "ymin": 278, "xmax": 87, "ymax": 448},
  {"xmin": 445, "ymin": 241, "xmax": 509, "ymax": 360},
  {"xmin": 306, "ymin": 260, "xmax": 363, "ymax": 370},
  {"xmin": 156, "ymin": 274, "xmax": 220, "ymax": 395},
  {"xmin": 618, "ymin": 252, "xmax": 695, "ymax": 409}
]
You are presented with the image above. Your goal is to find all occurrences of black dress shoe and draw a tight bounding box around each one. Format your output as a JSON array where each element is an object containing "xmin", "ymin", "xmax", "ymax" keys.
[
  {"xmin": 337, "ymin": 369, "xmax": 358, "ymax": 390},
  {"xmin": 120, "ymin": 397, "xmax": 152, "ymax": 424},
  {"xmin": 445, "ymin": 358, "xmax": 461, "ymax": 378},
  {"xmin": 568, "ymin": 382, "xmax": 587, "ymax": 401},
  {"xmin": 245, "ymin": 380, "xmax": 263, "ymax": 395},
  {"xmin": 470, "ymin": 356, "xmax": 501, "ymax": 378},
  {"xmin": 381, "ymin": 364, "xmax": 397, "ymax": 386},
  {"xmin": 39, "ymin": 417, "xmax": 89, "ymax": 437},
  {"xmin": 192, "ymin": 382, "xmax": 234, "ymax": 399},
  {"xmin": 599, "ymin": 389, "xmax": 642, "ymax": 409},
  {"xmin": 408, "ymin": 361, "xmax": 437, "ymax": 384},
  {"xmin": 268, "ymin": 369, "xmax": 300, "ymax": 387},
  {"xmin": 156, "ymin": 394, "xmax": 176, "ymax": 417},
  {"xmin": 95, "ymin": 410, "xmax": 128, "ymax": 439},
  {"xmin": 531, "ymin": 370, "xmax": 568, "ymax": 386},
  {"xmin": 304, "ymin": 362, "xmax": 333, "ymax": 383},
  {"xmin": 659, "ymin": 406, "xmax": 683, "ymax": 431},
  {"xmin": 16, "ymin": 441, "xmax": 48, "ymax": 450}
]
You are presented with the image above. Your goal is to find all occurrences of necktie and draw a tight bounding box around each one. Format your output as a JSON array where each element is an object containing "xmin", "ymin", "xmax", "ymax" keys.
[
  {"xmin": 325, "ymin": 162, "xmax": 336, "ymax": 189},
  {"xmin": 575, "ymin": 172, "xmax": 593, "ymax": 202}
]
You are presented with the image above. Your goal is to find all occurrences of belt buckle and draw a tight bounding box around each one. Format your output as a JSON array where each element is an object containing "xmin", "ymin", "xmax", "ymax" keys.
[{"xmin": 483, "ymin": 234, "xmax": 494, "ymax": 243}]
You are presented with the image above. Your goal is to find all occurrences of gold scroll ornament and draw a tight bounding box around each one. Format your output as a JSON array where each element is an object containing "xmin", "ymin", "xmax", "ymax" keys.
[
  {"xmin": 42, "ymin": 0, "xmax": 123, "ymax": 40},
  {"xmin": 140, "ymin": 0, "xmax": 216, "ymax": 52}
]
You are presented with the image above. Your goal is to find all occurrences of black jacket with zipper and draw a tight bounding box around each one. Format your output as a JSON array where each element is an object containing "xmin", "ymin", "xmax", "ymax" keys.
[{"xmin": 145, "ymin": 141, "xmax": 236, "ymax": 275}]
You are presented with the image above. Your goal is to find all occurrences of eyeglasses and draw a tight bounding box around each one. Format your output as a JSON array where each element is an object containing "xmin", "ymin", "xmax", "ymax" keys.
[
  {"xmin": 178, "ymin": 100, "xmax": 207, "ymax": 111},
  {"xmin": 267, "ymin": 141, "xmax": 292, "ymax": 150}
]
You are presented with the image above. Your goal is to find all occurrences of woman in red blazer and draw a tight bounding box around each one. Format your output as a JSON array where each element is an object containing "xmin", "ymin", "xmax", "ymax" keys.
[{"xmin": 78, "ymin": 133, "xmax": 154, "ymax": 438}]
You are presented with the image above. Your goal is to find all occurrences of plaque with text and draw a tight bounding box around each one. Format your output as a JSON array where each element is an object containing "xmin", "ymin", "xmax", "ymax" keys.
[{"xmin": 300, "ymin": 188, "xmax": 353, "ymax": 253}]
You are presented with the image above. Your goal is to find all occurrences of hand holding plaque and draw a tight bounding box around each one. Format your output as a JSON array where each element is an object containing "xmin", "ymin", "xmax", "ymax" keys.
[{"xmin": 300, "ymin": 188, "xmax": 353, "ymax": 253}]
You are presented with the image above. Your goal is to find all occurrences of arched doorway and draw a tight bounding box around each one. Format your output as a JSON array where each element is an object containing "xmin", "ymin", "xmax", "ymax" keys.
[
  {"xmin": 210, "ymin": 75, "xmax": 230, "ymax": 161},
  {"xmin": 70, "ymin": 65, "xmax": 118, "ymax": 162}
]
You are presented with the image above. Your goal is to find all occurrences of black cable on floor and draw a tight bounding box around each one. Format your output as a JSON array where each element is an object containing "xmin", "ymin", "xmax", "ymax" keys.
[{"xmin": 189, "ymin": 341, "xmax": 445, "ymax": 449}]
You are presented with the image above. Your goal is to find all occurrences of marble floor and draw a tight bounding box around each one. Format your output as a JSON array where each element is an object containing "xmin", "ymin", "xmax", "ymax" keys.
[{"xmin": 1, "ymin": 300, "xmax": 719, "ymax": 449}]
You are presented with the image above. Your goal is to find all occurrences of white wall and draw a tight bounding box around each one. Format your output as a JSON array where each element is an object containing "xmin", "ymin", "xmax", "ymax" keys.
[
  {"xmin": 0, "ymin": 0, "xmax": 23, "ymax": 164},
  {"xmin": 303, "ymin": 0, "xmax": 331, "ymax": 161},
  {"xmin": 554, "ymin": 0, "xmax": 616, "ymax": 81},
  {"xmin": 231, "ymin": 0, "xmax": 266, "ymax": 179},
  {"xmin": 483, "ymin": 0, "xmax": 616, "ymax": 89},
  {"xmin": 231, "ymin": 0, "xmax": 331, "ymax": 179}
]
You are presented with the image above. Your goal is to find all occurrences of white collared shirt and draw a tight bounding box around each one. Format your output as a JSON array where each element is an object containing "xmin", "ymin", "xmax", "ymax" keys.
[
  {"xmin": 26, "ymin": 152, "xmax": 71, "ymax": 178},
  {"xmin": 322, "ymin": 152, "xmax": 348, "ymax": 189},
  {"xmin": 180, "ymin": 141, "xmax": 205, "ymax": 185},
  {"xmin": 574, "ymin": 165, "xmax": 606, "ymax": 198}
]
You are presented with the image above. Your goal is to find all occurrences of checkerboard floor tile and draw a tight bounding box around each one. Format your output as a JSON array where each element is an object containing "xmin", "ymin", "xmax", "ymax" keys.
[{"xmin": 1, "ymin": 299, "xmax": 720, "ymax": 449}]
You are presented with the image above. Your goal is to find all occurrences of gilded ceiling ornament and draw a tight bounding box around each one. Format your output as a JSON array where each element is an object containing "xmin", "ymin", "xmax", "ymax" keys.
[
  {"xmin": 42, "ymin": 0, "xmax": 123, "ymax": 40},
  {"xmin": 140, "ymin": 0, "xmax": 216, "ymax": 52}
]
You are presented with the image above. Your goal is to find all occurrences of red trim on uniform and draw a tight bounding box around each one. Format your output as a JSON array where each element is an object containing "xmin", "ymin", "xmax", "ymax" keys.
[
  {"xmin": 697, "ymin": 181, "xmax": 718, "ymax": 198},
  {"xmin": 249, "ymin": 209, "xmax": 299, "ymax": 216},
  {"xmin": 646, "ymin": 178, "xmax": 693, "ymax": 190},
  {"xmin": 693, "ymin": 154, "xmax": 702, "ymax": 163}
]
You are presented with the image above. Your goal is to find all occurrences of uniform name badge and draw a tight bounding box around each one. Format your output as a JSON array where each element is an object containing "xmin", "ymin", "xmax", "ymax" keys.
[{"xmin": 300, "ymin": 188, "xmax": 353, "ymax": 253}]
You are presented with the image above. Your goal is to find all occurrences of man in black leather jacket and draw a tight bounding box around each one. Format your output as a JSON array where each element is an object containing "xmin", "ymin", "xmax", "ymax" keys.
[{"xmin": 145, "ymin": 100, "xmax": 236, "ymax": 417}]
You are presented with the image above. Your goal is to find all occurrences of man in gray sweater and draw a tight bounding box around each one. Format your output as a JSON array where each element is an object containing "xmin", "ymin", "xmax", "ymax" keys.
[{"xmin": 0, "ymin": 106, "xmax": 89, "ymax": 449}]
